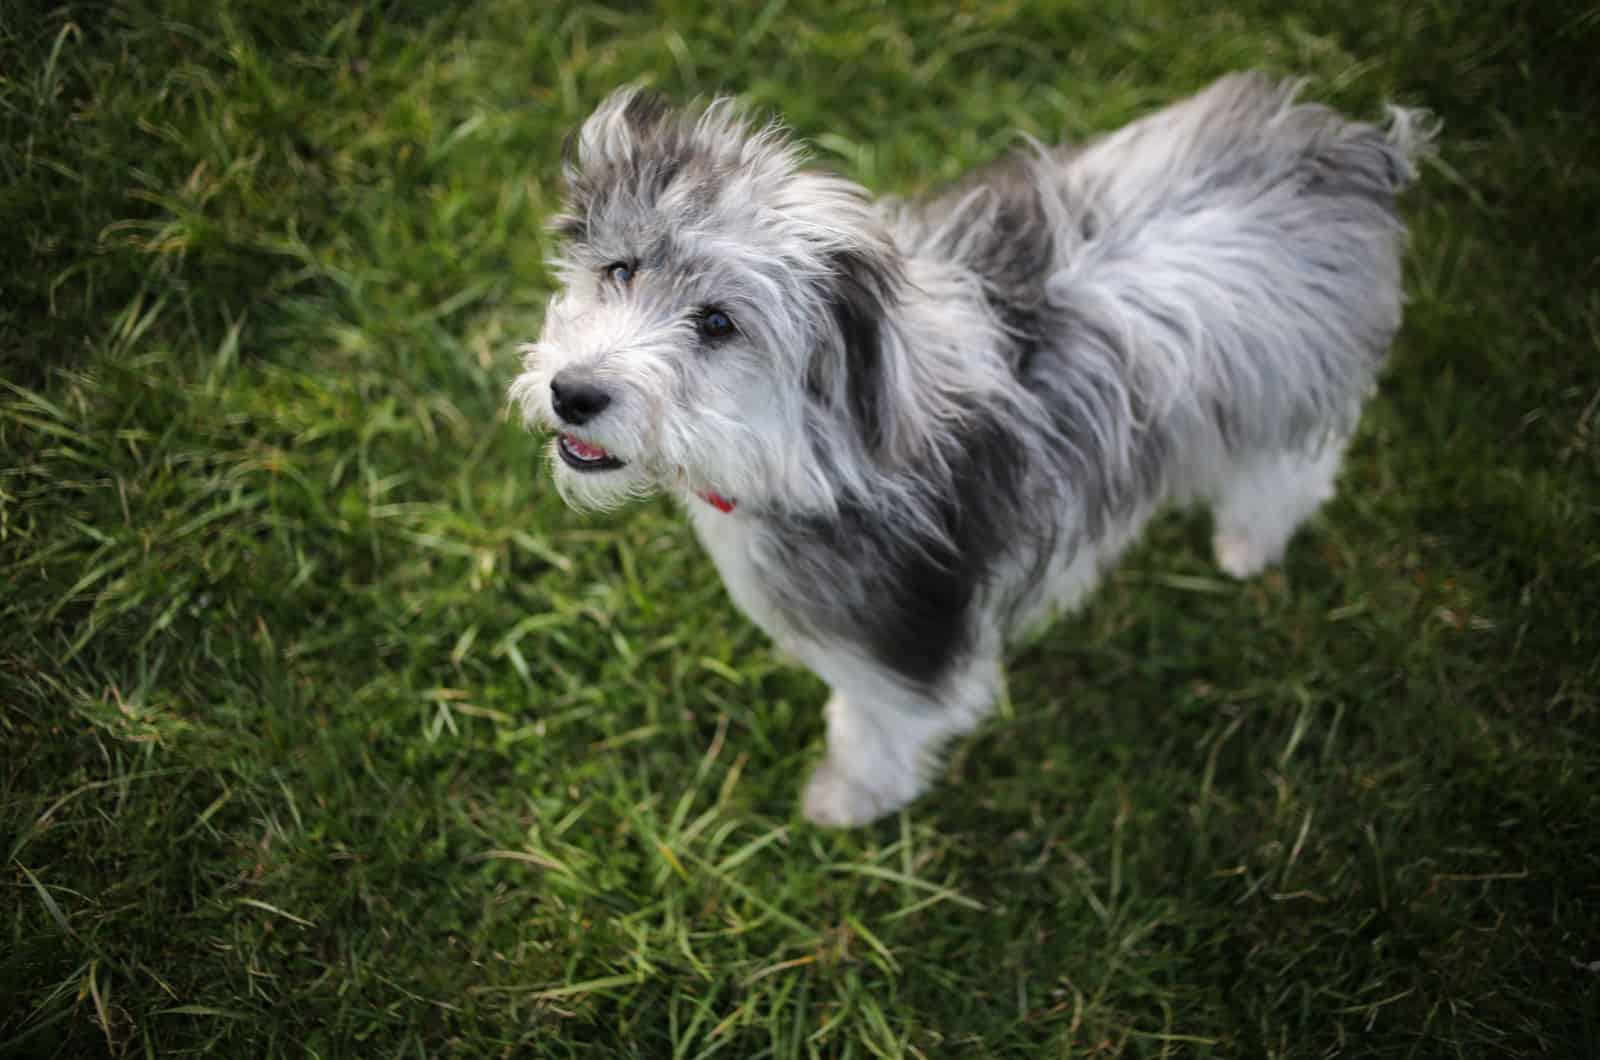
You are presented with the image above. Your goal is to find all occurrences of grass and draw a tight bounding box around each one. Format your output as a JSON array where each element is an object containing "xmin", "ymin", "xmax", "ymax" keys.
[{"xmin": 2, "ymin": 0, "xmax": 1597, "ymax": 1055}]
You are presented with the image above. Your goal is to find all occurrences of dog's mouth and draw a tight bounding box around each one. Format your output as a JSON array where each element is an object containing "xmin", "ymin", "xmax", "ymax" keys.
[{"xmin": 557, "ymin": 433, "xmax": 626, "ymax": 472}]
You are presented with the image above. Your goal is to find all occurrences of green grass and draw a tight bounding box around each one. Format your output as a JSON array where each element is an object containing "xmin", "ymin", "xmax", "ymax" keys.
[{"xmin": 3, "ymin": 1, "xmax": 1597, "ymax": 1056}]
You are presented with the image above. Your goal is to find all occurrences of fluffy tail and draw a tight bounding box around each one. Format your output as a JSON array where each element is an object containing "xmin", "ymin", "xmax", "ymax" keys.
[
  {"xmin": 1299, "ymin": 92, "xmax": 1439, "ymax": 202},
  {"xmin": 1377, "ymin": 104, "xmax": 1440, "ymax": 189}
]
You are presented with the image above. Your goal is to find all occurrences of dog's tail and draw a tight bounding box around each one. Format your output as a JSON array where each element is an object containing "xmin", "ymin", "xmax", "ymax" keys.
[
  {"xmin": 1256, "ymin": 74, "xmax": 1437, "ymax": 204},
  {"xmin": 1261, "ymin": 90, "xmax": 1436, "ymax": 212},
  {"xmin": 1223, "ymin": 72, "xmax": 1439, "ymax": 202},
  {"xmin": 1371, "ymin": 103, "xmax": 1440, "ymax": 193}
]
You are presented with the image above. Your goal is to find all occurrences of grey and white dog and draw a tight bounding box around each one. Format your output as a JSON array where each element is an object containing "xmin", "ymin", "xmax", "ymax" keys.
[{"xmin": 512, "ymin": 73, "xmax": 1432, "ymax": 827}]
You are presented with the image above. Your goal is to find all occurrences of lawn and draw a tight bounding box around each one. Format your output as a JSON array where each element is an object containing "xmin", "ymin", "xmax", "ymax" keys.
[{"xmin": 3, "ymin": 1, "xmax": 1597, "ymax": 1056}]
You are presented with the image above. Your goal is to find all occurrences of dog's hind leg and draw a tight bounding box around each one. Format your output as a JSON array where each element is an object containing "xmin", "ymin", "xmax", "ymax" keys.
[
  {"xmin": 800, "ymin": 650, "xmax": 1002, "ymax": 828},
  {"xmin": 1210, "ymin": 438, "xmax": 1348, "ymax": 578}
]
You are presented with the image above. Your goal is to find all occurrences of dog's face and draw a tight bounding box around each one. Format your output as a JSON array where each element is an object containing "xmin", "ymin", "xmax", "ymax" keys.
[{"xmin": 512, "ymin": 90, "xmax": 904, "ymax": 513}]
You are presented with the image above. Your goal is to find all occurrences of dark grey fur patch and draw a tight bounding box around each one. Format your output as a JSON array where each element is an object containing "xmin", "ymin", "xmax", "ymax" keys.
[
  {"xmin": 815, "ymin": 247, "xmax": 906, "ymax": 456},
  {"xmin": 765, "ymin": 413, "xmax": 1035, "ymax": 690},
  {"xmin": 928, "ymin": 155, "xmax": 1058, "ymax": 375}
]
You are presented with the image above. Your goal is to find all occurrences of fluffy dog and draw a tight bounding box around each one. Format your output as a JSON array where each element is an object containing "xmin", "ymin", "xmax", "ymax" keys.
[{"xmin": 511, "ymin": 73, "xmax": 1431, "ymax": 826}]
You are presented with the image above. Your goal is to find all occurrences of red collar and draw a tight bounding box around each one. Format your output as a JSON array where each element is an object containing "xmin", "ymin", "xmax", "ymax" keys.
[{"xmin": 697, "ymin": 490, "xmax": 736, "ymax": 513}]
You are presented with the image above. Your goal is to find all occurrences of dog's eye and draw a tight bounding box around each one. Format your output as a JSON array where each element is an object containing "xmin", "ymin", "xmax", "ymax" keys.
[
  {"xmin": 698, "ymin": 307, "xmax": 736, "ymax": 341},
  {"xmin": 604, "ymin": 261, "xmax": 635, "ymax": 286}
]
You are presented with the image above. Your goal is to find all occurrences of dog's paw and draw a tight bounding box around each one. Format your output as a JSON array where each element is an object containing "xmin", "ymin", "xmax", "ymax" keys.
[
  {"xmin": 802, "ymin": 760, "xmax": 897, "ymax": 828},
  {"xmin": 1212, "ymin": 530, "xmax": 1272, "ymax": 579}
]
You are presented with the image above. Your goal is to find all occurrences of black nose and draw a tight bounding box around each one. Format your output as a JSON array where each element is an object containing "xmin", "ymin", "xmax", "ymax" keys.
[{"xmin": 549, "ymin": 375, "xmax": 612, "ymax": 425}]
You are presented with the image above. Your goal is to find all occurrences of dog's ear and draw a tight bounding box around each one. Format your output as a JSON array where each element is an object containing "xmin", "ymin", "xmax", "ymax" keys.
[{"xmin": 810, "ymin": 244, "xmax": 906, "ymax": 460}]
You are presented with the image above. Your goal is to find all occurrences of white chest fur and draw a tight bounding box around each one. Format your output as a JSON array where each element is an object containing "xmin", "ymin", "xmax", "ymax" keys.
[{"xmin": 685, "ymin": 496, "xmax": 795, "ymax": 646}]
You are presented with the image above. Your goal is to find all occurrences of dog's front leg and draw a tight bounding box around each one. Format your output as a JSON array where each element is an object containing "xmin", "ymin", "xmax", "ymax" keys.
[{"xmin": 801, "ymin": 651, "xmax": 1002, "ymax": 827}]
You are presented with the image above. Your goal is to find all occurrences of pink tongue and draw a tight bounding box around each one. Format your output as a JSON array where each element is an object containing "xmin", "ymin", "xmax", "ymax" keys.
[{"xmin": 565, "ymin": 435, "xmax": 609, "ymax": 460}]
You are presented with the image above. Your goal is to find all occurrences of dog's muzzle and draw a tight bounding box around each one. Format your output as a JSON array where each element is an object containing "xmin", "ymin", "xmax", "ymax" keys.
[{"xmin": 549, "ymin": 372, "xmax": 627, "ymax": 471}]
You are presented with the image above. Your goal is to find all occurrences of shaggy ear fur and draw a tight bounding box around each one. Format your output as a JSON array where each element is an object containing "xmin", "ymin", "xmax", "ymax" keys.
[{"xmin": 812, "ymin": 244, "xmax": 907, "ymax": 460}]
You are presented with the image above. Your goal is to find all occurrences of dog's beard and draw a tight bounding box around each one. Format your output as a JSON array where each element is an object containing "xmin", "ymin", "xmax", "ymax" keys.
[
  {"xmin": 546, "ymin": 437, "xmax": 660, "ymax": 511},
  {"xmin": 509, "ymin": 360, "xmax": 659, "ymax": 512},
  {"xmin": 546, "ymin": 411, "xmax": 777, "ymax": 514}
]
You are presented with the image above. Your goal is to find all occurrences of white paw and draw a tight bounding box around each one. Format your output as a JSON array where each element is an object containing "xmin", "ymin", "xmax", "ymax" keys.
[
  {"xmin": 1213, "ymin": 530, "xmax": 1271, "ymax": 579},
  {"xmin": 801, "ymin": 760, "xmax": 900, "ymax": 828}
]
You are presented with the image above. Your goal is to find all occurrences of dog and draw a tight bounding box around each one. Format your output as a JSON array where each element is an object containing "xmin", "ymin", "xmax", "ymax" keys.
[{"xmin": 511, "ymin": 73, "xmax": 1432, "ymax": 827}]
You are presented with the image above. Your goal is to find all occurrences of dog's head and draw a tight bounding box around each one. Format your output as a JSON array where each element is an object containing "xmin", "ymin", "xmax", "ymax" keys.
[{"xmin": 512, "ymin": 89, "xmax": 908, "ymax": 513}]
